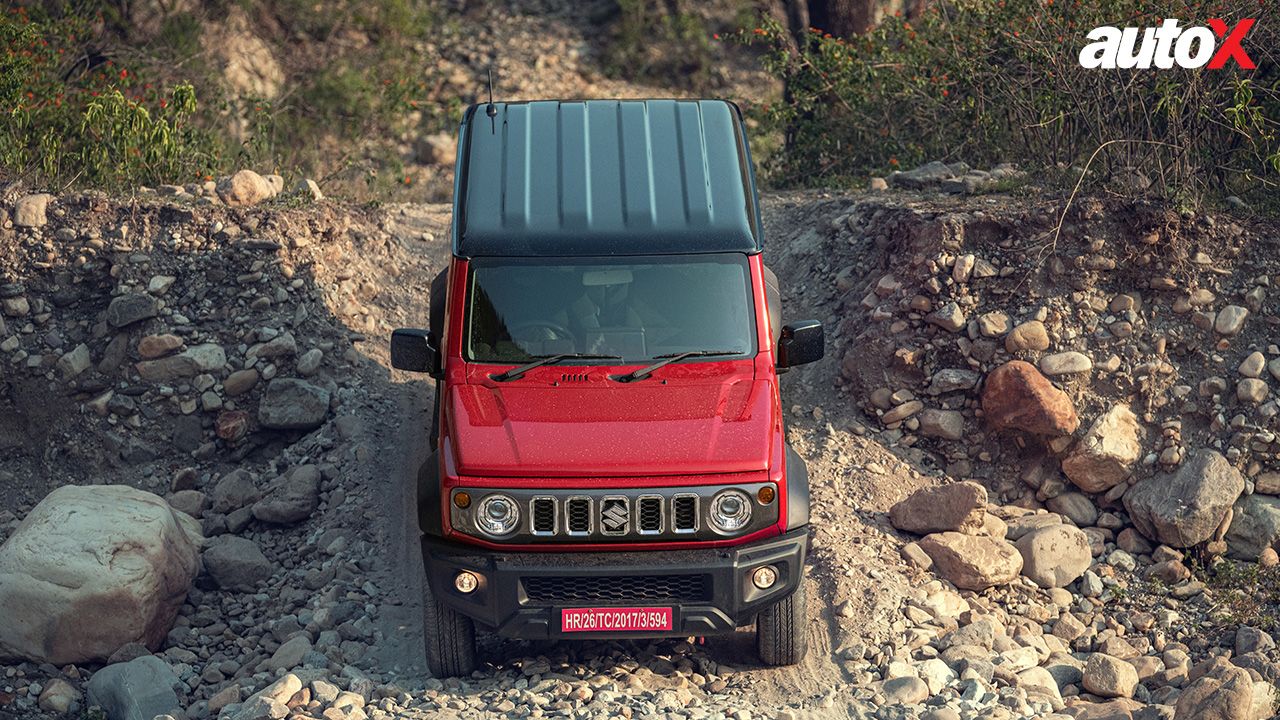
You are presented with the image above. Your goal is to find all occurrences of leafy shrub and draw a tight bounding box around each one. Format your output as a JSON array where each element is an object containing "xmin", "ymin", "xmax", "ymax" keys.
[
  {"xmin": 602, "ymin": 0, "xmax": 723, "ymax": 90},
  {"xmin": 0, "ymin": 1, "xmax": 438, "ymax": 197},
  {"xmin": 737, "ymin": 0, "xmax": 1280, "ymax": 205},
  {"xmin": 221, "ymin": 0, "xmax": 440, "ymax": 192},
  {"xmin": 1196, "ymin": 558, "xmax": 1280, "ymax": 630},
  {"xmin": 0, "ymin": 6, "xmax": 216, "ymax": 189}
]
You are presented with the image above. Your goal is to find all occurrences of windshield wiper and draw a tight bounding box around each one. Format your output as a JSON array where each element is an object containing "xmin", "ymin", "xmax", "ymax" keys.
[
  {"xmin": 612, "ymin": 349, "xmax": 745, "ymax": 383},
  {"xmin": 490, "ymin": 353, "xmax": 622, "ymax": 382}
]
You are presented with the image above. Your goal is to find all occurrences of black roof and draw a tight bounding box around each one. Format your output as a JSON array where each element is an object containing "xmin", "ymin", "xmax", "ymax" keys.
[{"xmin": 451, "ymin": 99, "xmax": 762, "ymax": 258}]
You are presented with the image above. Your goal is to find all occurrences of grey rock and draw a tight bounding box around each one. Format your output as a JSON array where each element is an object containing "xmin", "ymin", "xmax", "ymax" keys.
[
  {"xmin": 918, "ymin": 409, "xmax": 965, "ymax": 440},
  {"xmin": 1082, "ymin": 653, "xmax": 1138, "ymax": 698},
  {"xmin": 202, "ymin": 535, "xmax": 273, "ymax": 592},
  {"xmin": 1047, "ymin": 492, "xmax": 1099, "ymax": 527},
  {"xmin": 258, "ymin": 378, "xmax": 330, "ymax": 430},
  {"xmin": 926, "ymin": 302, "xmax": 966, "ymax": 332},
  {"xmin": 889, "ymin": 482, "xmax": 987, "ymax": 535},
  {"xmin": 1225, "ymin": 494, "xmax": 1280, "ymax": 560},
  {"xmin": 1236, "ymin": 626, "xmax": 1276, "ymax": 656},
  {"xmin": 927, "ymin": 368, "xmax": 980, "ymax": 394},
  {"xmin": 210, "ymin": 470, "xmax": 260, "ymax": 513},
  {"xmin": 57, "ymin": 343, "xmax": 91, "ymax": 379},
  {"xmin": 1015, "ymin": 524, "xmax": 1092, "ymax": 588},
  {"xmin": 296, "ymin": 348, "xmax": 323, "ymax": 376},
  {"xmin": 890, "ymin": 161, "xmax": 954, "ymax": 189},
  {"xmin": 252, "ymin": 465, "xmax": 321, "ymax": 525},
  {"xmin": 259, "ymin": 635, "xmax": 312, "ymax": 672},
  {"xmin": 14, "ymin": 194, "xmax": 53, "ymax": 228},
  {"xmin": 228, "ymin": 695, "xmax": 288, "ymax": 720},
  {"xmin": 106, "ymin": 294, "xmax": 160, "ymax": 328},
  {"xmin": 1215, "ymin": 305, "xmax": 1249, "ymax": 335},
  {"xmin": 224, "ymin": 368, "xmax": 260, "ymax": 396},
  {"xmin": 250, "ymin": 332, "xmax": 297, "ymax": 361},
  {"xmin": 136, "ymin": 343, "xmax": 226, "ymax": 382},
  {"xmin": 86, "ymin": 655, "xmax": 182, "ymax": 720},
  {"xmin": 1039, "ymin": 351, "xmax": 1092, "ymax": 376},
  {"xmin": 882, "ymin": 676, "xmax": 929, "ymax": 705},
  {"xmin": 1125, "ymin": 450, "xmax": 1244, "ymax": 547}
]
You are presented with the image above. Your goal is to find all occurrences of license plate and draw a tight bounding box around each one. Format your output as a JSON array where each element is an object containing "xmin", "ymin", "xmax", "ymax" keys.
[{"xmin": 561, "ymin": 607, "xmax": 673, "ymax": 633}]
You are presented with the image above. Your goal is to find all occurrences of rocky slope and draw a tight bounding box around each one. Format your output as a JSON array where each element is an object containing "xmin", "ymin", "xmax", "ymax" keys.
[{"xmin": 0, "ymin": 184, "xmax": 1278, "ymax": 720}]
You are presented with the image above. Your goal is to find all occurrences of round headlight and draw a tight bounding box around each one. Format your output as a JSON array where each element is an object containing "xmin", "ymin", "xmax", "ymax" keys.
[
  {"xmin": 475, "ymin": 494, "xmax": 520, "ymax": 536},
  {"xmin": 709, "ymin": 490, "xmax": 752, "ymax": 533}
]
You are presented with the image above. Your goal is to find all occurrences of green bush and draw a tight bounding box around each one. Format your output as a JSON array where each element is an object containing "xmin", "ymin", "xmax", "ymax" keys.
[
  {"xmin": 738, "ymin": 0, "xmax": 1280, "ymax": 204},
  {"xmin": 0, "ymin": 1, "xmax": 438, "ymax": 196},
  {"xmin": 603, "ymin": 0, "xmax": 721, "ymax": 90},
  {"xmin": 0, "ymin": 6, "xmax": 216, "ymax": 189}
]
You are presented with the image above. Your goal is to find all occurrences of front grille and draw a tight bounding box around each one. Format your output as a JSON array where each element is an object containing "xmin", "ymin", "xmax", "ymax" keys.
[
  {"xmin": 523, "ymin": 574, "xmax": 711, "ymax": 604},
  {"xmin": 567, "ymin": 498, "xmax": 591, "ymax": 534},
  {"xmin": 450, "ymin": 483, "xmax": 776, "ymax": 543},
  {"xmin": 532, "ymin": 498, "xmax": 556, "ymax": 534},
  {"xmin": 637, "ymin": 497, "xmax": 663, "ymax": 533}
]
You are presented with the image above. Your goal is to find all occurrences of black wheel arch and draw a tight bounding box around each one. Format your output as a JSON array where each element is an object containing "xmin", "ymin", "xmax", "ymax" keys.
[
  {"xmin": 418, "ymin": 453, "xmax": 443, "ymax": 537},
  {"xmin": 784, "ymin": 444, "xmax": 810, "ymax": 531}
]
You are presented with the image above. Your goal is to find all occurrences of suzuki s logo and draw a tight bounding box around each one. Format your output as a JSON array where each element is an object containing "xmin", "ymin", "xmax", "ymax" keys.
[
  {"xmin": 1079, "ymin": 19, "xmax": 1257, "ymax": 69},
  {"xmin": 600, "ymin": 499, "xmax": 628, "ymax": 533}
]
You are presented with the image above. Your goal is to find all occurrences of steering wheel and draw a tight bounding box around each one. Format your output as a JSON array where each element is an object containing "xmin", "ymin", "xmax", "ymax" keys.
[{"xmin": 509, "ymin": 321, "xmax": 576, "ymax": 345}]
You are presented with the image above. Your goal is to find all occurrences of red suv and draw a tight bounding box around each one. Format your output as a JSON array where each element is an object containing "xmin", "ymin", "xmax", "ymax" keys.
[{"xmin": 391, "ymin": 99, "xmax": 823, "ymax": 676}]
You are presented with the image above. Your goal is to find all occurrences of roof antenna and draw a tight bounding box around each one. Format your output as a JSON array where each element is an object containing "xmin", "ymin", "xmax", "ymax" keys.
[{"xmin": 485, "ymin": 67, "xmax": 497, "ymax": 134}]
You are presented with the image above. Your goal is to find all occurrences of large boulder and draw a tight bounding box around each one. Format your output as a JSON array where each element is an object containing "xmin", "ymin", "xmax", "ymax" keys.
[
  {"xmin": 917, "ymin": 532, "xmax": 1023, "ymax": 591},
  {"xmin": 1062, "ymin": 404, "xmax": 1142, "ymax": 493},
  {"xmin": 1082, "ymin": 653, "xmax": 1139, "ymax": 698},
  {"xmin": 1015, "ymin": 524, "xmax": 1092, "ymax": 588},
  {"xmin": 216, "ymin": 169, "xmax": 274, "ymax": 207},
  {"xmin": 1225, "ymin": 494, "xmax": 1280, "ymax": 561},
  {"xmin": 86, "ymin": 655, "xmax": 183, "ymax": 720},
  {"xmin": 981, "ymin": 361, "xmax": 1079, "ymax": 436},
  {"xmin": 0, "ymin": 485, "xmax": 202, "ymax": 664},
  {"xmin": 890, "ymin": 482, "xmax": 987, "ymax": 535},
  {"xmin": 1174, "ymin": 661, "xmax": 1264, "ymax": 720},
  {"xmin": 258, "ymin": 378, "xmax": 331, "ymax": 430},
  {"xmin": 1125, "ymin": 450, "xmax": 1244, "ymax": 548}
]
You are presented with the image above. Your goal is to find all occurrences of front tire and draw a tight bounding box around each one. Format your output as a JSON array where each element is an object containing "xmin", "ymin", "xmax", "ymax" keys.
[
  {"xmin": 423, "ymin": 583, "xmax": 477, "ymax": 677},
  {"xmin": 755, "ymin": 576, "xmax": 808, "ymax": 666}
]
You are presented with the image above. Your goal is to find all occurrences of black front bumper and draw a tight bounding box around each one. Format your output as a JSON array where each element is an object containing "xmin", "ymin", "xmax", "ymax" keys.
[{"xmin": 421, "ymin": 529, "xmax": 808, "ymax": 639}]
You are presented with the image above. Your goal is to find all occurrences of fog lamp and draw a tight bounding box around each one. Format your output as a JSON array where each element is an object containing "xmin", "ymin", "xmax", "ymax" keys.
[
  {"xmin": 752, "ymin": 565, "xmax": 778, "ymax": 590},
  {"xmin": 454, "ymin": 571, "xmax": 479, "ymax": 594}
]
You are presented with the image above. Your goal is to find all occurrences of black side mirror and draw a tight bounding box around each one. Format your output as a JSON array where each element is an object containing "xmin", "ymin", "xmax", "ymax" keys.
[
  {"xmin": 391, "ymin": 328, "xmax": 440, "ymax": 376},
  {"xmin": 777, "ymin": 320, "xmax": 824, "ymax": 368}
]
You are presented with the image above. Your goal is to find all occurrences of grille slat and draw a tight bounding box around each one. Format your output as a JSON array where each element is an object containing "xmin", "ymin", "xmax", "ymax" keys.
[
  {"xmin": 567, "ymin": 498, "xmax": 591, "ymax": 534},
  {"xmin": 673, "ymin": 496, "xmax": 697, "ymax": 532},
  {"xmin": 523, "ymin": 574, "xmax": 710, "ymax": 604},
  {"xmin": 532, "ymin": 498, "xmax": 556, "ymax": 534},
  {"xmin": 637, "ymin": 497, "xmax": 663, "ymax": 533}
]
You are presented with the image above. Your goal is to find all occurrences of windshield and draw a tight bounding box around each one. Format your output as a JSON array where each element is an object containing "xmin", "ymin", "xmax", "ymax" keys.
[{"xmin": 465, "ymin": 254, "xmax": 757, "ymax": 363}]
